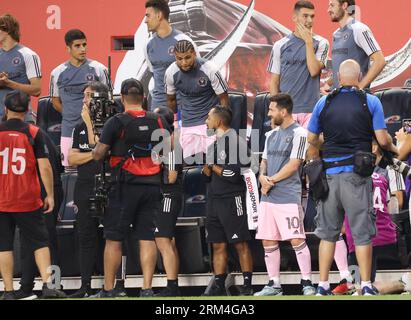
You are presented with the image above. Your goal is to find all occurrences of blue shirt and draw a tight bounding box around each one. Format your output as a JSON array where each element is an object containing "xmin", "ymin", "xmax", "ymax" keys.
[{"xmin": 308, "ymin": 88, "xmax": 386, "ymax": 174}]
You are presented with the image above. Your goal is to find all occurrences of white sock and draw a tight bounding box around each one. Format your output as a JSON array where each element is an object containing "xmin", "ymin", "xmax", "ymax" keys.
[
  {"xmin": 340, "ymin": 270, "xmax": 353, "ymax": 282},
  {"xmin": 361, "ymin": 281, "xmax": 372, "ymax": 289},
  {"xmin": 319, "ymin": 281, "xmax": 330, "ymax": 290},
  {"xmin": 269, "ymin": 277, "xmax": 281, "ymax": 288}
]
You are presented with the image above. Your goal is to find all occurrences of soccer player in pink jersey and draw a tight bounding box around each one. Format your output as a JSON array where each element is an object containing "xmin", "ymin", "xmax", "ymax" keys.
[{"xmin": 254, "ymin": 94, "xmax": 315, "ymax": 296}]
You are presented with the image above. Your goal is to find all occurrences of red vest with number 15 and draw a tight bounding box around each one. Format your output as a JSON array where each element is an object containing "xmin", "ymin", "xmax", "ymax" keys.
[{"xmin": 0, "ymin": 122, "xmax": 42, "ymax": 212}]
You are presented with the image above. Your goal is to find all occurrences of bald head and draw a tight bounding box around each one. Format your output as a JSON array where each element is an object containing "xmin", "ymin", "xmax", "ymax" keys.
[{"xmin": 338, "ymin": 59, "xmax": 362, "ymax": 86}]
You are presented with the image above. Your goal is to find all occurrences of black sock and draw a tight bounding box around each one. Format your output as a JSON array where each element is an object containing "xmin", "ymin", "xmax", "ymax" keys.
[
  {"xmin": 268, "ymin": 280, "xmax": 274, "ymax": 287},
  {"xmin": 243, "ymin": 272, "xmax": 252, "ymax": 287},
  {"xmin": 167, "ymin": 279, "xmax": 178, "ymax": 288},
  {"xmin": 82, "ymin": 283, "xmax": 91, "ymax": 290},
  {"xmin": 215, "ymin": 274, "xmax": 227, "ymax": 287},
  {"xmin": 21, "ymin": 283, "xmax": 34, "ymax": 293}
]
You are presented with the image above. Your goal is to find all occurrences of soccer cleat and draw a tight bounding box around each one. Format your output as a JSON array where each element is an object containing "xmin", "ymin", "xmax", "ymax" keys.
[
  {"xmin": 361, "ymin": 286, "xmax": 379, "ymax": 296},
  {"xmin": 253, "ymin": 285, "xmax": 283, "ymax": 296},
  {"xmin": 238, "ymin": 285, "xmax": 254, "ymax": 296},
  {"xmin": 400, "ymin": 273, "xmax": 411, "ymax": 293},
  {"xmin": 14, "ymin": 288, "xmax": 38, "ymax": 300},
  {"xmin": 155, "ymin": 286, "xmax": 181, "ymax": 297},
  {"xmin": 41, "ymin": 286, "xmax": 67, "ymax": 299},
  {"xmin": 315, "ymin": 286, "xmax": 333, "ymax": 296},
  {"xmin": 301, "ymin": 279, "xmax": 316, "ymax": 296},
  {"xmin": 69, "ymin": 284, "xmax": 93, "ymax": 298},
  {"xmin": 113, "ymin": 282, "xmax": 127, "ymax": 298},
  {"xmin": 0, "ymin": 291, "xmax": 16, "ymax": 300},
  {"xmin": 202, "ymin": 283, "xmax": 227, "ymax": 296},
  {"xmin": 332, "ymin": 279, "xmax": 356, "ymax": 295},
  {"xmin": 89, "ymin": 289, "xmax": 116, "ymax": 298},
  {"xmin": 140, "ymin": 288, "xmax": 154, "ymax": 297}
]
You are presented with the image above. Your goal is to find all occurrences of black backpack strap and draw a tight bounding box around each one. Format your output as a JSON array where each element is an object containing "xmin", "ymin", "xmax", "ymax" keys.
[
  {"xmin": 115, "ymin": 112, "xmax": 135, "ymax": 128},
  {"xmin": 110, "ymin": 113, "xmax": 135, "ymax": 183},
  {"xmin": 319, "ymin": 87, "xmax": 342, "ymax": 125}
]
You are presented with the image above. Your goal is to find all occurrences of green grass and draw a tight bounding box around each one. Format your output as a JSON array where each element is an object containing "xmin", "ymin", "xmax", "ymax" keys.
[{"xmin": 72, "ymin": 295, "xmax": 411, "ymax": 301}]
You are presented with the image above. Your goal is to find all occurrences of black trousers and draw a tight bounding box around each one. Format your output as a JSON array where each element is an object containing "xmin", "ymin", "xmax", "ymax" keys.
[
  {"xmin": 74, "ymin": 180, "xmax": 101, "ymax": 285},
  {"xmin": 19, "ymin": 185, "xmax": 63, "ymax": 290},
  {"xmin": 73, "ymin": 180, "xmax": 124, "ymax": 285}
]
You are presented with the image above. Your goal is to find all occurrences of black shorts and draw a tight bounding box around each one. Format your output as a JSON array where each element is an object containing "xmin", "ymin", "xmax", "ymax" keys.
[
  {"xmin": 0, "ymin": 209, "xmax": 49, "ymax": 252},
  {"xmin": 103, "ymin": 183, "xmax": 161, "ymax": 241},
  {"xmin": 154, "ymin": 192, "xmax": 183, "ymax": 238},
  {"xmin": 206, "ymin": 194, "xmax": 251, "ymax": 244}
]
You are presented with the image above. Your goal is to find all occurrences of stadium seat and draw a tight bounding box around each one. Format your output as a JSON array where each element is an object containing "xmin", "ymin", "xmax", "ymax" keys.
[
  {"xmin": 176, "ymin": 217, "xmax": 210, "ymax": 273},
  {"xmin": 374, "ymin": 87, "xmax": 411, "ymax": 137},
  {"xmin": 182, "ymin": 166, "xmax": 207, "ymax": 217},
  {"xmin": 56, "ymin": 173, "xmax": 80, "ymax": 276},
  {"xmin": 58, "ymin": 173, "xmax": 78, "ymax": 223},
  {"xmin": 36, "ymin": 96, "xmax": 62, "ymax": 147},
  {"xmin": 251, "ymin": 92, "xmax": 271, "ymax": 153},
  {"xmin": 228, "ymin": 91, "xmax": 247, "ymax": 133}
]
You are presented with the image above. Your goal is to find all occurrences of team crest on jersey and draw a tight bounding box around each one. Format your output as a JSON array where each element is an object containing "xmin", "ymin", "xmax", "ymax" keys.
[
  {"xmin": 85, "ymin": 73, "xmax": 95, "ymax": 81},
  {"xmin": 168, "ymin": 46, "xmax": 175, "ymax": 55},
  {"xmin": 286, "ymin": 137, "xmax": 292, "ymax": 143},
  {"xmin": 343, "ymin": 33, "xmax": 350, "ymax": 41},
  {"xmin": 198, "ymin": 77, "xmax": 208, "ymax": 87},
  {"xmin": 219, "ymin": 150, "xmax": 227, "ymax": 160},
  {"xmin": 12, "ymin": 57, "xmax": 21, "ymax": 65}
]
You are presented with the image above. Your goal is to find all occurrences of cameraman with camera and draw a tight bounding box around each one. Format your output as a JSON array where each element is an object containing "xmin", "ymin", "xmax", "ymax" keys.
[
  {"xmin": 307, "ymin": 60, "xmax": 397, "ymax": 296},
  {"xmin": 67, "ymin": 81, "xmax": 109, "ymax": 298},
  {"xmin": 92, "ymin": 78, "xmax": 168, "ymax": 297}
]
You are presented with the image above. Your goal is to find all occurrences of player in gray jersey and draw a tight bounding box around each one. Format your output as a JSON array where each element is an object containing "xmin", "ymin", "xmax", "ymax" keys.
[
  {"xmin": 254, "ymin": 93, "xmax": 315, "ymax": 297},
  {"xmin": 268, "ymin": 1, "xmax": 329, "ymax": 129},
  {"xmin": 144, "ymin": 0, "xmax": 197, "ymax": 111},
  {"xmin": 0, "ymin": 14, "xmax": 41, "ymax": 122},
  {"xmin": 49, "ymin": 29, "xmax": 111, "ymax": 167},
  {"xmin": 322, "ymin": 0, "xmax": 385, "ymax": 92},
  {"xmin": 165, "ymin": 40, "xmax": 229, "ymax": 160}
]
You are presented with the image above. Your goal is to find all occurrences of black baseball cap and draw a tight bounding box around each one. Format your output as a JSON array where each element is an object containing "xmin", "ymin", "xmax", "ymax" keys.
[
  {"xmin": 4, "ymin": 90, "xmax": 29, "ymax": 113},
  {"xmin": 120, "ymin": 78, "xmax": 144, "ymax": 96}
]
